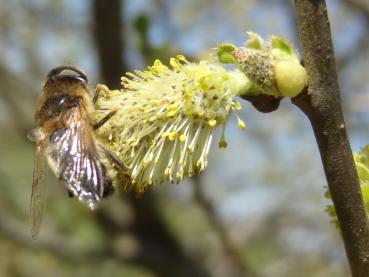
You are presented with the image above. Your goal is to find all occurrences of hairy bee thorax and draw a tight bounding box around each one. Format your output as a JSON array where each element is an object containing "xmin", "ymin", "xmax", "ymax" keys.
[{"xmin": 35, "ymin": 72, "xmax": 97, "ymax": 134}]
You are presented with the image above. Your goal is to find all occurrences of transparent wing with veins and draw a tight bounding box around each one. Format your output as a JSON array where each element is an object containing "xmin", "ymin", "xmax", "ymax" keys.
[
  {"xmin": 29, "ymin": 107, "xmax": 105, "ymax": 239},
  {"xmin": 30, "ymin": 141, "xmax": 47, "ymax": 240},
  {"xmin": 46, "ymin": 108, "xmax": 105, "ymax": 209}
]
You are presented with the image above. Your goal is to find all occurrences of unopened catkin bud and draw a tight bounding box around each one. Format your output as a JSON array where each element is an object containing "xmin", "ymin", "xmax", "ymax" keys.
[
  {"xmin": 218, "ymin": 32, "xmax": 308, "ymax": 98},
  {"xmin": 274, "ymin": 59, "xmax": 307, "ymax": 97}
]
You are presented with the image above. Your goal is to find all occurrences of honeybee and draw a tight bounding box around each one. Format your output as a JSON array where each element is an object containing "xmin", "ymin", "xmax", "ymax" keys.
[{"xmin": 28, "ymin": 66, "xmax": 127, "ymax": 239}]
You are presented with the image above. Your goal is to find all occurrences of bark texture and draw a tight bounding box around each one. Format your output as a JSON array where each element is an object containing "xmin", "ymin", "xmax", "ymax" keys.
[{"xmin": 293, "ymin": 1, "xmax": 369, "ymax": 276}]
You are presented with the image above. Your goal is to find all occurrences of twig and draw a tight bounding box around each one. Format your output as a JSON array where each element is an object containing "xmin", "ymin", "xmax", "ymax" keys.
[
  {"xmin": 293, "ymin": 1, "xmax": 369, "ymax": 276},
  {"xmin": 92, "ymin": 0, "xmax": 128, "ymax": 89}
]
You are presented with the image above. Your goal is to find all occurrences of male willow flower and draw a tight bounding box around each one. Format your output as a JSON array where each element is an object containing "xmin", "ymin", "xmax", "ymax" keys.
[{"xmin": 94, "ymin": 56, "xmax": 250, "ymax": 192}]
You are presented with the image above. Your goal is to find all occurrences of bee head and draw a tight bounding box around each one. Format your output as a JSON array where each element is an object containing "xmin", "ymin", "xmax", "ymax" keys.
[{"xmin": 46, "ymin": 65, "xmax": 88, "ymax": 84}]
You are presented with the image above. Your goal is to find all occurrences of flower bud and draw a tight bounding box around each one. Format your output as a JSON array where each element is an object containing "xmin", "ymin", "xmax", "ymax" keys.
[
  {"xmin": 274, "ymin": 59, "xmax": 307, "ymax": 97},
  {"xmin": 218, "ymin": 32, "xmax": 308, "ymax": 98}
]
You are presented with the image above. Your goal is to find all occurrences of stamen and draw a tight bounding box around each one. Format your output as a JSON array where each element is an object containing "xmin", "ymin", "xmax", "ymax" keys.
[{"xmin": 94, "ymin": 56, "xmax": 248, "ymax": 191}]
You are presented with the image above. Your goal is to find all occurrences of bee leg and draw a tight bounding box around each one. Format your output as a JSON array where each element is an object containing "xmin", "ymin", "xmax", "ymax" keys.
[
  {"xmin": 97, "ymin": 143, "xmax": 128, "ymax": 172},
  {"xmin": 102, "ymin": 174, "xmax": 115, "ymax": 198},
  {"xmin": 93, "ymin": 109, "xmax": 117, "ymax": 130},
  {"xmin": 99, "ymin": 161, "xmax": 115, "ymax": 198},
  {"xmin": 92, "ymin": 84, "xmax": 110, "ymax": 104}
]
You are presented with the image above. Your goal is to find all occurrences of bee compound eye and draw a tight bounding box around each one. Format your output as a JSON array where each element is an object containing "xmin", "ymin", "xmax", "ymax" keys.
[{"xmin": 47, "ymin": 66, "xmax": 88, "ymax": 83}]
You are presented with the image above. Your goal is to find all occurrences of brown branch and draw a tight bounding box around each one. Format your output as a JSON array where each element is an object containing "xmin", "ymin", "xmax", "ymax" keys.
[
  {"xmin": 127, "ymin": 191, "xmax": 210, "ymax": 277},
  {"xmin": 345, "ymin": 0, "xmax": 369, "ymax": 14},
  {"xmin": 0, "ymin": 66, "xmax": 36, "ymax": 138},
  {"xmin": 293, "ymin": 1, "xmax": 369, "ymax": 276},
  {"xmin": 92, "ymin": 0, "xmax": 128, "ymax": 89}
]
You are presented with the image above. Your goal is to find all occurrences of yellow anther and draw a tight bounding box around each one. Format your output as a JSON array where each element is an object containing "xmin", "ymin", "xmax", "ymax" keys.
[
  {"xmin": 168, "ymin": 132, "xmax": 177, "ymax": 141},
  {"xmin": 167, "ymin": 104, "xmax": 178, "ymax": 111},
  {"xmin": 152, "ymin": 59, "xmax": 169, "ymax": 73},
  {"xmin": 167, "ymin": 110, "xmax": 177, "ymax": 117},
  {"xmin": 198, "ymin": 111, "xmax": 205, "ymax": 117},
  {"xmin": 238, "ymin": 119, "xmax": 246, "ymax": 130},
  {"xmin": 164, "ymin": 167, "xmax": 170, "ymax": 177},
  {"xmin": 234, "ymin": 102, "xmax": 242, "ymax": 110},
  {"xmin": 208, "ymin": 119, "xmax": 217, "ymax": 127},
  {"xmin": 134, "ymin": 70, "xmax": 144, "ymax": 76},
  {"xmin": 180, "ymin": 134, "xmax": 187, "ymax": 142},
  {"xmin": 176, "ymin": 172, "xmax": 184, "ymax": 182},
  {"xmin": 125, "ymin": 72, "xmax": 136, "ymax": 78},
  {"xmin": 183, "ymin": 93, "xmax": 191, "ymax": 100},
  {"xmin": 153, "ymin": 60, "xmax": 163, "ymax": 66},
  {"xmin": 170, "ymin": 58, "xmax": 181, "ymax": 70},
  {"xmin": 218, "ymin": 139, "xmax": 228, "ymax": 148},
  {"xmin": 177, "ymin": 55, "xmax": 187, "ymax": 62}
]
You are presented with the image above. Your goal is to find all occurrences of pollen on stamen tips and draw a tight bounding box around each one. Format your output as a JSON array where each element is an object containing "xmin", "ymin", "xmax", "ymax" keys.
[
  {"xmin": 234, "ymin": 102, "xmax": 242, "ymax": 110},
  {"xmin": 167, "ymin": 110, "xmax": 177, "ymax": 117},
  {"xmin": 176, "ymin": 55, "xmax": 187, "ymax": 62},
  {"xmin": 167, "ymin": 104, "xmax": 178, "ymax": 111},
  {"xmin": 125, "ymin": 72, "xmax": 136, "ymax": 79},
  {"xmin": 170, "ymin": 58, "xmax": 182, "ymax": 71},
  {"xmin": 218, "ymin": 139, "xmax": 228, "ymax": 148},
  {"xmin": 238, "ymin": 119, "xmax": 246, "ymax": 130},
  {"xmin": 208, "ymin": 119, "xmax": 217, "ymax": 127},
  {"xmin": 168, "ymin": 132, "xmax": 177, "ymax": 141}
]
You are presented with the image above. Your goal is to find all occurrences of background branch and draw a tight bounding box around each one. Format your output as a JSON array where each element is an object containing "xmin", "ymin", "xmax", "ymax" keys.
[
  {"xmin": 192, "ymin": 175, "xmax": 259, "ymax": 277},
  {"xmin": 293, "ymin": 1, "xmax": 369, "ymax": 276},
  {"xmin": 93, "ymin": 0, "xmax": 127, "ymax": 88}
]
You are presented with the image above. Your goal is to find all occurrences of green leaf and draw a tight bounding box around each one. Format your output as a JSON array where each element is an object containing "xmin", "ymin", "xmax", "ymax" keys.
[
  {"xmin": 269, "ymin": 36, "xmax": 298, "ymax": 60},
  {"xmin": 355, "ymin": 145, "xmax": 369, "ymax": 183},
  {"xmin": 245, "ymin": 32, "xmax": 265, "ymax": 49},
  {"xmin": 216, "ymin": 43, "xmax": 237, "ymax": 64}
]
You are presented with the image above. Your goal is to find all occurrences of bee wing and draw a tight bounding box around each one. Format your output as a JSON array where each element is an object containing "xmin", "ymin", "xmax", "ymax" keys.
[
  {"xmin": 30, "ymin": 141, "xmax": 47, "ymax": 240},
  {"xmin": 47, "ymin": 109, "xmax": 104, "ymax": 209}
]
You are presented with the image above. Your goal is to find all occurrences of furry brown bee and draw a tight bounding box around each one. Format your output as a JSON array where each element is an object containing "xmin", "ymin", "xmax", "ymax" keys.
[{"xmin": 28, "ymin": 66, "xmax": 126, "ymax": 239}]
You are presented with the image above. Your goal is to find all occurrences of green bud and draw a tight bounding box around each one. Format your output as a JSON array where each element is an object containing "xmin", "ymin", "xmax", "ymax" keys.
[
  {"xmin": 216, "ymin": 43, "xmax": 237, "ymax": 64},
  {"xmin": 229, "ymin": 32, "xmax": 307, "ymax": 98},
  {"xmin": 274, "ymin": 60, "xmax": 307, "ymax": 97},
  {"xmin": 232, "ymin": 47, "xmax": 279, "ymax": 96}
]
